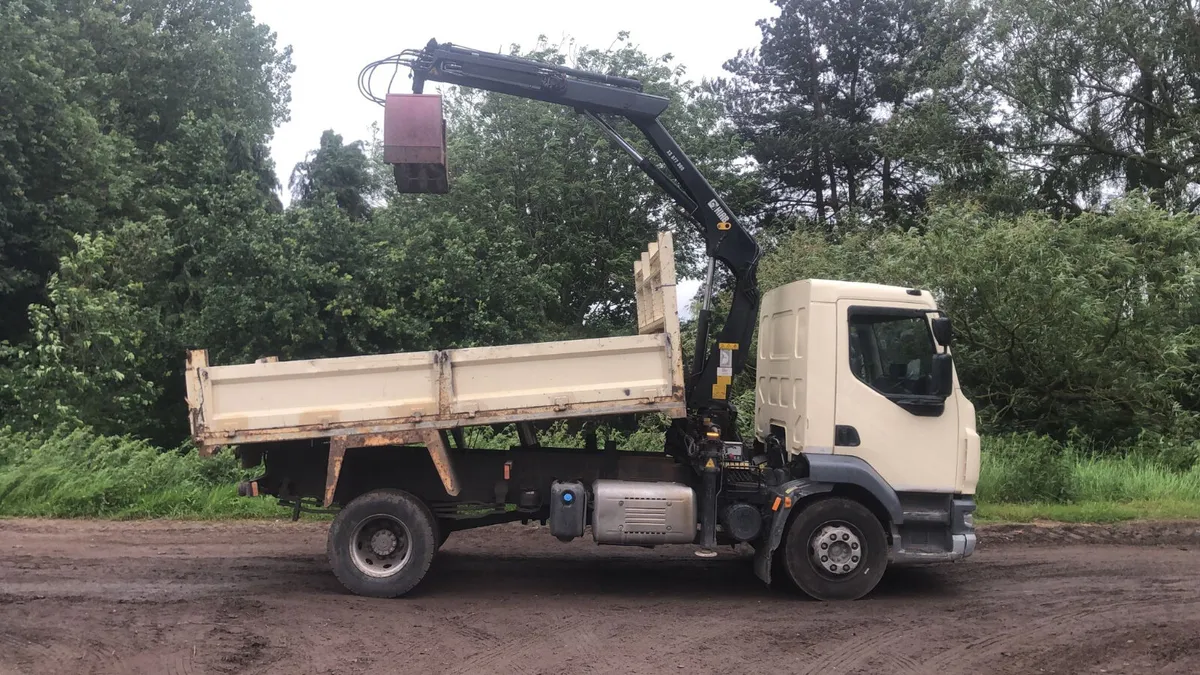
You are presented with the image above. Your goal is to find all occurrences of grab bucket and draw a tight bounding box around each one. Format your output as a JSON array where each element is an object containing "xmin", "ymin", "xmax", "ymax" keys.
[{"xmin": 383, "ymin": 94, "xmax": 448, "ymax": 193}]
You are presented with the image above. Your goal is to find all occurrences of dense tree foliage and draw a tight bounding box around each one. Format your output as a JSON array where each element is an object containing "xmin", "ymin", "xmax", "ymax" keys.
[
  {"xmin": 290, "ymin": 130, "xmax": 380, "ymax": 219},
  {"xmin": 0, "ymin": 0, "xmax": 292, "ymax": 344},
  {"xmin": 979, "ymin": 0, "xmax": 1200, "ymax": 213},
  {"xmin": 1, "ymin": 1, "xmax": 1198, "ymax": 457},
  {"xmin": 0, "ymin": 31, "xmax": 747, "ymax": 443},
  {"xmin": 401, "ymin": 36, "xmax": 756, "ymax": 335},
  {"xmin": 721, "ymin": 0, "xmax": 993, "ymax": 228},
  {"xmin": 759, "ymin": 199, "xmax": 1200, "ymax": 444}
]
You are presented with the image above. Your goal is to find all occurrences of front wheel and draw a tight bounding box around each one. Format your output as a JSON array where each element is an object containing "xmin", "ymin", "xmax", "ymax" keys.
[
  {"xmin": 780, "ymin": 497, "xmax": 888, "ymax": 600},
  {"xmin": 327, "ymin": 489, "xmax": 438, "ymax": 598}
]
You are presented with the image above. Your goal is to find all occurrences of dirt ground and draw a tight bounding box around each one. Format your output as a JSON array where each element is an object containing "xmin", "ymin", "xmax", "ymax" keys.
[{"xmin": 1, "ymin": 519, "xmax": 1198, "ymax": 675}]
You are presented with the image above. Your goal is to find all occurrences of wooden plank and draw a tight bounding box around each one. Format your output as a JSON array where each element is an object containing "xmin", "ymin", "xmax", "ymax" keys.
[
  {"xmin": 656, "ymin": 232, "xmax": 684, "ymax": 408},
  {"xmin": 639, "ymin": 249, "xmax": 652, "ymax": 333},
  {"xmin": 633, "ymin": 258, "xmax": 646, "ymax": 329},
  {"xmin": 195, "ymin": 399, "xmax": 687, "ymax": 451}
]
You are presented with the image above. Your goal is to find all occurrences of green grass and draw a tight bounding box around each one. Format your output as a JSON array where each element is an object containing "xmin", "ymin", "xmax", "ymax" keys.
[
  {"xmin": 977, "ymin": 499, "xmax": 1200, "ymax": 523},
  {"xmin": 973, "ymin": 433, "xmax": 1200, "ymax": 522},
  {"xmin": 977, "ymin": 433, "xmax": 1200, "ymax": 506},
  {"xmin": 1072, "ymin": 455, "xmax": 1200, "ymax": 502},
  {"xmin": 110, "ymin": 484, "xmax": 290, "ymax": 519}
]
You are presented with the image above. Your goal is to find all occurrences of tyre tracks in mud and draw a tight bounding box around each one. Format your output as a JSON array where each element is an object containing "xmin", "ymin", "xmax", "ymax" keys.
[{"xmin": 0, "ymin": 519, "xmax": 1198, "ymax": 674}]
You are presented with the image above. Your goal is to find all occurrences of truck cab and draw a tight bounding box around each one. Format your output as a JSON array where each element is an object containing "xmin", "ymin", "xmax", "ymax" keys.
[{"xmin": 755, "ymin": 280, "xmax": 979, "ymax": 575}]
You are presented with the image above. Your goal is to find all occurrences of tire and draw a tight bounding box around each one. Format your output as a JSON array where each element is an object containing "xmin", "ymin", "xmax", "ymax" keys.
[
  {"xmin": 780, "ymin": 496, "xmax": 888, "ymax": 601},
  {"xmin": 327, "ymin": 489, "xmax": 438, "ymax": 598}
]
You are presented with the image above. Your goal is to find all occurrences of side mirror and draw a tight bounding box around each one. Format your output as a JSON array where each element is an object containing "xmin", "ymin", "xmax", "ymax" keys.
[
  {"xmin": 932, "ymin": 316, "xmax": 953, "ymax": 347},
  {"xmin": 931, "ymin": 353, "xmax": 954, "ymax": 398}
]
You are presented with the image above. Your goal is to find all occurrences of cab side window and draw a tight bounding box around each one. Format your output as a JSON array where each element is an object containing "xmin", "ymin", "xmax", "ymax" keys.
[{"xmin": 848, "ymin": 312, "xmax": 937, "ymax": 398}]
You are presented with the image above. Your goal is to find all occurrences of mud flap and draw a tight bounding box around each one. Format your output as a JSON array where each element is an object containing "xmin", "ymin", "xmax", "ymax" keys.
[{"xmin": 753, "ymin": 479, "xmax": 833, "ymax": 585}]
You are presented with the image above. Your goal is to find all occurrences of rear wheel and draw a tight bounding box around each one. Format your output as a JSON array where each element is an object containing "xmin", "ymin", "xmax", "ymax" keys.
[
  {"xmin": 780, "ymin": 497, "xmax": 887, "ymax": 600},
  {"xmin": 327, "ymin": 489, "xmax": 438, "ymax": 598}
]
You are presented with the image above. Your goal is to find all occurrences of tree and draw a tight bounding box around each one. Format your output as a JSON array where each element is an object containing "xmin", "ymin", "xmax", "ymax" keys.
[
  {"xmin": 0, "ymin": 0, "xmax": 292, "ymax": 442},
  {"xmin": 3, "ymin": 29, "xmax": 751, "ymax": 443},
  {"xmin": 979, "ymin": 0, "xmax": 1200, "ymax": 212},
  {"xmin": 0, "ymin": 221, "xmax": 171, "ymax": 439},
  {"xmin": 0, "ymin": 0, "xmax": 134, "ymax": 342},
  {"xmin": 758, "ymin": 198, "xmax": 1200, "ymax": 444},
  {"xmin": 386, "ymin": 35, "xmax": 755, "ymax": 337},
  {"xmin": 722, "ymin": 0, "xmax": 985, "ymax": 229},
  {"xmin": 290, "ymin": 130, "xmax": 379, "ymax": 219},
  {"xmin": 0, "ymin": 0, "xmax": 292, "ymax": 345}
]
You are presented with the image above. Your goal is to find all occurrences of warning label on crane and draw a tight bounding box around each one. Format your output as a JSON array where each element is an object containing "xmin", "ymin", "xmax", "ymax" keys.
[{"xmin": 716, "ymin": 343, "xmax": 735, "ymax": 380}]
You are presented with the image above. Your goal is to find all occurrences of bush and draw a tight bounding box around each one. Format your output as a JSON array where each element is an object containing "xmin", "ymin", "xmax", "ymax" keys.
[
  {"xmin": 1124, "ymin": 431, "xmax": 1200, "ymax": 473},
  {"xmin": 461, "ymin": 418, "xmax": 668, "ymax": 452},
  {"xmin": 977, "ymin": 432, "xmax": 1200, "ymax": 505},
  {"xmin": 977, "ymin": 433, "xmax": 1076, "ymax": 503},
  {"xmin": 0, "ymin": 426, "xmax": 279, "ymax": 518}
]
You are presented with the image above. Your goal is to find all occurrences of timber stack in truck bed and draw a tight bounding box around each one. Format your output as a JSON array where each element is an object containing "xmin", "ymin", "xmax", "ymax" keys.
[{"xmin": 185, "ymin": 233, "xmax": 685, "ymax": 465}]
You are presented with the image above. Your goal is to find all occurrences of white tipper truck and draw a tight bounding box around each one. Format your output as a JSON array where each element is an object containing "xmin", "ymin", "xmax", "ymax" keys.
[{"xmin": 186, "ymin": 40, "xmax": 979, "ymax": 601}]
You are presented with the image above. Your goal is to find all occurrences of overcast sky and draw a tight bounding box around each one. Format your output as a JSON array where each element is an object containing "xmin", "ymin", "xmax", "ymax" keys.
[{"xmin": 249, "ymin": 0, "xmax": 778, "ymax": 315}]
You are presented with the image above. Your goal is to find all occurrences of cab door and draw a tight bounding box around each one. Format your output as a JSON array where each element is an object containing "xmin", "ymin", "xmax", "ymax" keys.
[{"xmin": 833, "ymin": 300, "xmax": 959, "ymax": 492}]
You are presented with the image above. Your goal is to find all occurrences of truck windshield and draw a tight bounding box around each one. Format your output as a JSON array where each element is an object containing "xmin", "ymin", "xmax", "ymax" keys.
[{"xmin": 848, "ymin": 313, "xmax": 936, "ymax": 397}]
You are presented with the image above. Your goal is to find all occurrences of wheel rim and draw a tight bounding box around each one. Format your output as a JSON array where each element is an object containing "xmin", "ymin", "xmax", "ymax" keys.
[
  {"xmin": 350, "ymin": 514, "xmax": 413, "ymax": 578},
  {"xmin": 808, "ymin": 521, "xmax": 864, "ymax": 578}
]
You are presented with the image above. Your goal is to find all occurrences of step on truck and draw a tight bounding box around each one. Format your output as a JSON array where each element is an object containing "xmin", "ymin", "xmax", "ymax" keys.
[{"xmin": 186, "ymin": 39, "xmax": 979, "ymax": 601}]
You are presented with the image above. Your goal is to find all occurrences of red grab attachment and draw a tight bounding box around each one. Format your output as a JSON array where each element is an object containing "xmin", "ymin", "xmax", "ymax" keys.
[{"xmin": 383, "ymin": 94, "xmax": 448, "ymax": 193}]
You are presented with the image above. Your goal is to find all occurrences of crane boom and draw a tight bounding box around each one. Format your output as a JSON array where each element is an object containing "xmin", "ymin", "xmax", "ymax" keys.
[{"xmin": 366, "ymin": 39, "xmax": 761, "ymax": 419}]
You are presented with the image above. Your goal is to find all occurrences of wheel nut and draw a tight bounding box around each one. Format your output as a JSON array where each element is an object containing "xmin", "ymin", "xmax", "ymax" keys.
[
  {"xmin": 852, "ymin": 555, "xmax": 859, "ymax": 563},
  {"xmin": 821, "ymin": 542, "xmax": 828, "ymax": 550},
  {"xmin": 829, "ymin": 533, "xmax": 837, "ymax": 541},
  {"xmin": 851, "ymin": 542, "xmax": 859, "ymax": 550},
  {"xmin": 821, "ymin": 555, "xmax": 828, "ymax": 562},
  {"xmin": 829, "ymin": 564, "xmax": 837, "ymax": 571},
  {"xmin": 842, "ymin": 533, "xmax": 849, "ymax": 540},
  {"xmin": 842, "ymin": 564, "xmax": 850, "ymax": 572}
]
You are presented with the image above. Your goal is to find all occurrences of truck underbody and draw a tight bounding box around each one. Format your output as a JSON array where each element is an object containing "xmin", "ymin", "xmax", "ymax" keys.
[{"xmin": 239, "ymin": 432, "xmax": 974, "ymax": 598}]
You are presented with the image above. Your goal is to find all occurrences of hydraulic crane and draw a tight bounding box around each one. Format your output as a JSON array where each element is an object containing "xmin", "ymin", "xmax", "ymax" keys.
[{"xmin": 362, "ymin": 39, "xmax": 762, "ymax": 425}]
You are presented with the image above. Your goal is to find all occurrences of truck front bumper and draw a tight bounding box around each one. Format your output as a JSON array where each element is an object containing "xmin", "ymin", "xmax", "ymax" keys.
[{"xmin": 951, "ymin": 496, "xmax": 977, "ymax": 558}]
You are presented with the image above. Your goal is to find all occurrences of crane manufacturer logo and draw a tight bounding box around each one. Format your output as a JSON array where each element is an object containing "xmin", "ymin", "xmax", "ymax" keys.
[{"xmin": 707, "ymin": 199, "xmax": 731, "ymax": 223}]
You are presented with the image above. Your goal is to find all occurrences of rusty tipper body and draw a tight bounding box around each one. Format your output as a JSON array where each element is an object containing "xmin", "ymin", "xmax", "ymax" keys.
[{"xmin": 186, "ymin": 234, "xmax": 685, "ymax": 505}]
